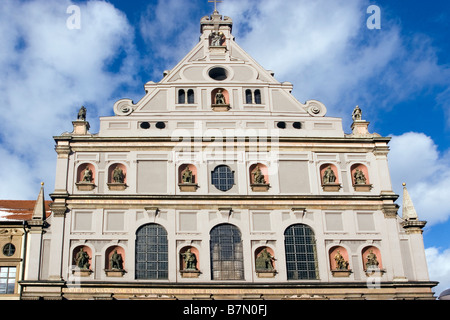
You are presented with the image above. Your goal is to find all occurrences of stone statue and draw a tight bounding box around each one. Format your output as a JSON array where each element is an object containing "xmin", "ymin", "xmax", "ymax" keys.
[
  {"xmin": 353, "ymin": 168, "xmax": 367, "ymax": 185},
  {"xmin": 252, "ymin": 166, "xmax": 266, "ymax": 184},
  {"xmin": 322, "ymin": 166, "xmax": 337, "ymax": 184},
  {"xmin": 75, "ymin": 248, "xmax": 90, "ymax": 269},
  {"xmin": 210, "ymin": 31, "xmax": 224, "ymax": 46},
  {"xmin": 78, "ymin": 106, "xmax": 86, "ymax": 121},
  {"xmin": 110, "ymin": 249, "xmax": 123, "ymax": 270},
  {"xmin": 334, "ymin": 250, "xmax": 349, "ymax": 270},
  {"xmin": 182, "ymin": 167, "xmax": 193, "ymax": 183},
  {"xmin": 255, "ymin": 249, "xmax": 275, "ymax": 271},
  {"xmin": 215, "ymin": 89, "xmax": 226, "ymax": 105},
  {"xmin": 112, "ymin": 166, "xmax": 125, "ymax": 183},
  {"xmin": 82, "ymin": 166, "xmax": 93, "ymax": 182},
  {"xmin": 352, "ymin": 105, "xmax": 362, "ymax": 121},
  {"xmin": 181, "ymin": 249, "xmax": 198, "ymax": 270},
  {"xmin": 366, "ymin": 250, "xmax": 379, "ymax": 269}
]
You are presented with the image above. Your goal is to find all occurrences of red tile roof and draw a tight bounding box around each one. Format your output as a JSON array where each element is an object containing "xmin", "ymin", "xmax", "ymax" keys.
[{"xmin": 0, "ymin": 200, "xmax": 52, "ymax": 221}]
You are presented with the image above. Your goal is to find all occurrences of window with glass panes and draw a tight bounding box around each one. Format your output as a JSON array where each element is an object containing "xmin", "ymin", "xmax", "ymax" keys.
[
  {"xmin": 210, "ymin": 224, "xmax": 244, "ymax": 280},
  {"xmin": 135, "ymin": 224, "xmax": 168, "ymax": 279},
  {"xmin": 0, "ymin": 267, "xmax": 16, "ymax": 294},
  {"xmin": 211, "ymin": 165, "xmax": 234, "ymax": 191},
  {"xmin": 284, "ymin": 224, "xmax": 318, "ymax": 280}
]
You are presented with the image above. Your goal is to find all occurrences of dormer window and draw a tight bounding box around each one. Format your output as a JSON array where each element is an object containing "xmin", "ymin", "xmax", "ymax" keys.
[{"xmin": 178, "ymin": 89, "xmax": 195, "ymax": 104}]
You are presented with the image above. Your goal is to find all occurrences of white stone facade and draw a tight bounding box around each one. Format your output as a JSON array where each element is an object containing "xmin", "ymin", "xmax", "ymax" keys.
[{"xmin": 20, "ymin": 11, "xmax": 436, "ymax": 300}]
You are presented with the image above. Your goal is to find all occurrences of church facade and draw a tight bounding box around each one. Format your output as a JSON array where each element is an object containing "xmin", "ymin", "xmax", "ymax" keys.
[{"xmin": 19, "ymin": 10, "xmax": 437, "ymax": 300}]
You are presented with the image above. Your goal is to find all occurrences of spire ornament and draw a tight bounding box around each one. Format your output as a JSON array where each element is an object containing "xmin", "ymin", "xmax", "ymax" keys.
[{"xmin": 208, "ymin": 0, "xmax": 223, "ymax": 14}]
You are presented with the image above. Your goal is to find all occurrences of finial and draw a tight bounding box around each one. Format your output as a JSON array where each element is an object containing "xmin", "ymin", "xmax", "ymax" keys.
[
  {"xmin": 402, "ymin": 182, "xmax": 406, "ymax": 186},
  {"xmin": 41, "ymin": 182, "xmax": 44, "ymax": 186}
]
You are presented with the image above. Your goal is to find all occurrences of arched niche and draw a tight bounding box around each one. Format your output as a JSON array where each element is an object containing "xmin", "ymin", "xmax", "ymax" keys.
[
  {"xmin": 320, "ymin": 163, "xmax": 341, "ymax": 191},
  {"xmin": 362, "ymin": 246, "xmax": 384, "ymax": 274},
  {"xmin": 105, "ymin": 245, "xmax": 126, "ymax": 277},
  {"xmin": 178, "ymin": 163, "xmax": 198, "ymax": 192},
  {"xmin": 72, "ymin": 245, "xmax": 93, "ymax": 277},
  {"xmin": 107, "ymin": 163, "xmax": 127, "ymax": 191},
  {"xmin": 329, "ymin": 246, "xmax": 352, "ymax": 277},
  {"xmin": 211, "ymin": 88, "xmax": 230, "ymax": 111},
  {"xmin": 255, "ymin": 246, "xmax": 276, "ymax": 278},
  {"xmin": 179, "ymin": 246, "xmax": 200, "ymax": 278},
  {"xmin": 76, "ymin": 163, "xmax": 95, "ymax": 191},
  {"xmin": 249, "ymin": 163, "xmax": 270, "ymax": 192},
  {"xmin": 351, "ymin": 163, "xmax": 372, "ymax": 191}
]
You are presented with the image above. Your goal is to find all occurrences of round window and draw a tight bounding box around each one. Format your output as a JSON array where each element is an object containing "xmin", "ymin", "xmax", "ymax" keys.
[
  {"xmin": 211, "ymin": 165, "xmax": 234, "ymax": 191},
  {"xmin": 2, "ymin": 243, "xmax": 15, "ymax": 257},
  {"xmin": 208, "ymin": 67, "xmax": 228, "ymax": 81}
]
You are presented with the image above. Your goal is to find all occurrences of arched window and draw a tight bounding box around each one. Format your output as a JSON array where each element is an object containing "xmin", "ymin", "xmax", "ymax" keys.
[
  {"xmin": 284, "ymin": 224, "xmax": 318, "ymax": 280},
  {"xmin": 135, "ymin": 224, "xmax": 168, "ymax": 279},
  {"xmin": 245, "ymin": 89, "xmax": 252, "ymax": 104},
  {"xmin": 178, "ymin": 89, "xmax": 186, "ymax": 104},
  {"xmin": 187, "ymin": 89, "xmax": 195, "ymax": 104},
  {"xmin": 211, "ymin": 165, "xmax": 234, "ymax": 191},
  {"xmin": 210, "ymin": 224, "xmax": 244, "ymax": 280},
  {"xmin": 254, "ymin": 89, "xmax": 261, "ymax": 104}
]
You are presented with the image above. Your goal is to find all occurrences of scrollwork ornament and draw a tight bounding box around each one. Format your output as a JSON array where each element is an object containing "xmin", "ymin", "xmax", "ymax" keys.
[{"xmin": 113, "ymin": 99, "xmax": 134, "ymax": 116}]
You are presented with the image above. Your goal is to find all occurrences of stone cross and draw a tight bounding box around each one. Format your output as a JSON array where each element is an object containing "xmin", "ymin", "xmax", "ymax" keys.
[{"xmin": 208, "ymin": 0, "xmax": 223, "ymax": 13}]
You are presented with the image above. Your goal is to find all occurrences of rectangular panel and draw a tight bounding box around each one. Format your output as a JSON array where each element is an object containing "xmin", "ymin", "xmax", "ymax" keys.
[
  {"xmin": 178, "ymin": 212, "xmax": 197, "ymax": 232},
  {"xmin": 356, "ymin": 212, "xmax": 375, "ymax": 231},
  {"xmin": 73, "ymin": 211, "xmax": 93, "ymax": 231},
  {"xmin": 252, "ymin": 212, "xmax": 271, "ymax": 231},
  {"xmin": 137, "ymin": 160, "xmax": 167, "ymax": 194},
  {"xmin": 278, "ymin": 160, "xmax": 310, "ymax": 193},
  {"xmin": 325, "ymin": 212, "xmax": 343, "ymax": 231},
  {"xmin": 105, "ymin": 211, "xmax": 125, "ymax": 231}
]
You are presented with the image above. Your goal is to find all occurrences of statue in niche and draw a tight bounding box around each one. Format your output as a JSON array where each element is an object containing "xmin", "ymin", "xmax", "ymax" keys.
[
  {"xmin": 82, "ymin": 166, "xmax": 93, "ymax": 183},
  {"xmin": 181, "ymin": 249, "xmax": 198, "ymax": 270},
  {"xmin": 252, "ymin": 166, "xmax": 266, "ymax": 184},
  {"xmin": 181, "ymin": 166, "xmax": 193, "ymax": 183},
  {"xmin": 334, "ymin": 250, "xmax": 349, "ymax": 270},
  {"xmin": 353, "ymin": 168, "xmax": 367, "ymax": 185},
  {"xmin": 78, "ymin": 106, "xmax": 86, "ymax": 121},
  {"xmin": 322, "ymin": 166, "xmax": 337, "ymax": 184},
  {"xmin": 110, "ymin": 249, "xmax": 123, "ymax": 270},
  {"xmin": 112, "ymin": 165, "xmax": 125, "ymax": 183},
  {"xmin": 214, "ymin": 89, "xmax": 226, "ymax": 105},
  {"xmin": 75, "ymin": 248, "xmax": 90, "ymax": 269},
  {"xmin": 352, "ymin": 105, "xmax": 362, "ymax": 121},
  {"xmin": 255, "ymin": 248, "xmax": 275, "ymax": 271},
  {"xmin": 210, "ymin": 31, "xmax": 224, "ymax": 46},
  {"xmin": 365, "ymin": 250, "xmax": 380, "ymax": 269}
]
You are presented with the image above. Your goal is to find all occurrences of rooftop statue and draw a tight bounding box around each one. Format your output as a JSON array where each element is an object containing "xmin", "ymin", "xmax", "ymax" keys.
[
  {"xmin": 352, "ymin": 105, "xmax": 362, "ymax": 121},
  {"xmin": 77, "ymin": 106, "xmax": 86, "ymax": 121}
]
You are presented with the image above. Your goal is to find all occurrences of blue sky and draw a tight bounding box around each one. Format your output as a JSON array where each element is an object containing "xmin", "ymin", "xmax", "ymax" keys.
[{"xmin": 0, "ymin": 0, "xmax": 449, "ymax": 297}]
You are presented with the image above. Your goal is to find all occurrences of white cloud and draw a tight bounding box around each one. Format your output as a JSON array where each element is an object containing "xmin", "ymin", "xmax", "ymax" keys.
[
  {"xmin": 221, "ymin": 0, "xmax": 450, "ymax": 123},
  {"xmin": 426, "ymin": 247, "xmax": 450, "ymax": 298},
  {"xmin": 388, "ymin": 132, "xmax": 450, "ymax": 226},
  {"xmin": 0, "ymin": 0, "xmax": 139, "ymax": 199}
]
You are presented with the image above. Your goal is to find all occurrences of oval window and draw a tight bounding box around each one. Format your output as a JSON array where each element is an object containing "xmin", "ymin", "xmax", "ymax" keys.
[
  {"xmin": 208, "ymin": 67, "xmax": 228, "ymax": 81},
  {"xmin": 2, "ymin": 243, "xmax": 15, "ymax": 257}
]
